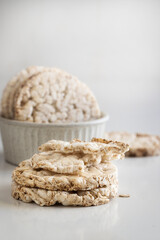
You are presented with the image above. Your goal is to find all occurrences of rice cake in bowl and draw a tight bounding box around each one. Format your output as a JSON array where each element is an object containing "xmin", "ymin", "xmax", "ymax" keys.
[
  {"xmin": 0, "ymin": 66, "xmax": 109, "ymax": 165},
  {"xmin": 1, "ymin": 67, "xmax": 101, "ymax": 123},
  {"xmin": 1, "ymin": 66, "xmax": 46, "ymax": 119}
]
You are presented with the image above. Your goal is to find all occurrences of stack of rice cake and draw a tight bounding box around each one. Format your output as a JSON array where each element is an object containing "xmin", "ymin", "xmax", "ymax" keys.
[{"xmin": 12, "ymin": 138, "xmax": 129, "ymax": 207}]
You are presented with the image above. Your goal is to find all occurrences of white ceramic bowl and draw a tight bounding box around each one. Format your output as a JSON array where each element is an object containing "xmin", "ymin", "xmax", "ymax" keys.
[{"xmin": 0, "ymin": 113, "xmax": 109, "ymax": 165}]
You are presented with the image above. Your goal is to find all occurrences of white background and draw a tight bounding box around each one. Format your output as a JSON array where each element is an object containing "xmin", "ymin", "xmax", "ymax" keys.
[
  {"xmin": 0, "ymin": 2, "xmax": 160, "ymax": 240},
  {"xmin": 0, "ymin": 0, "xmax": 160, "ymax": 133}
]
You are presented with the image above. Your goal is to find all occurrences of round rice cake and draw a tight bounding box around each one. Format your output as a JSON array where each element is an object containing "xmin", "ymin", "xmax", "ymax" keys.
[
  {"xmin": 105, "ymin": 132, "xmax": 160, "ymax": 157},
  {"xmin": 31, "ymin": 138, "xmax": 128, "ymax": 174},
  {"xmin": 12, "ymin": 181, "xmax": 118, "ymax": 207},
  {"xmin": 12, "ymin": 159, "xmax": 118, "ymax": 191},
  {"xmin": 31, "ymin": 151, "xmax": 86, "ymax": 174},
  {"xmin": 31, "ymin": 151, "xmax": 115, "ymax": 174},
  {"xmin": 13, "ymin": 68, "xmax": 101, "ymax": 123},
  {"xmin": 1, "ymin": 66, "xmax": 46, "ymax": 119},
  {"xmin": 39, "ymin": 138, "xmax": 129, "ymax": 157}
]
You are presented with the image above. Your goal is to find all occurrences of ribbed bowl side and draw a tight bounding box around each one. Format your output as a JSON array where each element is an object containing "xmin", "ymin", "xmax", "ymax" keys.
[{"xmin": 0, "ymin": 117, "xmax": 107, "ymax": 165}]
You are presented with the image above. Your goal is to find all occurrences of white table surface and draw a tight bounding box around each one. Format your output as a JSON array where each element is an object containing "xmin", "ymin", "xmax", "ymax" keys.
[{"xmin": 0, "ymin": 149, "xmax": 160, "ymax": 240}]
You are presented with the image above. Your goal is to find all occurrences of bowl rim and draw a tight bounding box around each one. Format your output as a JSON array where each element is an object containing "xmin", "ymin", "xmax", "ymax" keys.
[{"xmin": 0, "ymin": 112, "xmax": 109, "ymax": 128}]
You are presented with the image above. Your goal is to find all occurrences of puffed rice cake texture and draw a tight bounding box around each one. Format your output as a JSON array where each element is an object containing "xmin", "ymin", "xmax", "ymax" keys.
[
  {"xmin": 12, "ymin": 181, "xmax": 118, "ymax": 207},
  {"xmin": 105, "ymin": 132, "xmax": 160, "ymax": 157},
  {"xmin": 11, "ymin": 138, "xmax": 129, "ymax": 207},
  {"xmin": 12, "ymin": 159, "xmax": 118, "ymax": 191},
  {"xmin": 1, "ymin": 67, "xmax": 101, "ymax": 123},
  {"xmin": 32, "ymin": 138, "xmax": 129, "ymax": 174}
]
